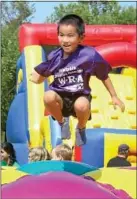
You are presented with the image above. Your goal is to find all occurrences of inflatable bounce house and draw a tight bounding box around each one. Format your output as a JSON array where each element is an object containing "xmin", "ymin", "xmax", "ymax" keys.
[
  {"xmin": 6, "ymin": 24, "xmax": 136, "ymax": 166},
  {"xmin": 2, "ymin": 24, "xmax": 136, "ymax": 198}
]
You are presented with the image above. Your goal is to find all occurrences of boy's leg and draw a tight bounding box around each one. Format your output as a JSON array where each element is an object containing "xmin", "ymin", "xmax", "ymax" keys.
[
  {"xmin": 74, "ymin": 96, "xmax": 91, "ymax": 146},
  {"xmin": 44, "ymin": 90, "xmax": 70, "ymax": 139},
  {"xmin": 74, "ymin": 96, "xmax": 90, "ymax": 129},
  {"xmin": 44, "ymin": 90, "xmax": 63, "ymax": 123}
]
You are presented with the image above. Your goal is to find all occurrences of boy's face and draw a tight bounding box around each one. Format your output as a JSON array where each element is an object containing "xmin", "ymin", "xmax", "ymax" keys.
[{"xmin": 58, "ymin": 24, "xmax": 84, "ymax": 55}]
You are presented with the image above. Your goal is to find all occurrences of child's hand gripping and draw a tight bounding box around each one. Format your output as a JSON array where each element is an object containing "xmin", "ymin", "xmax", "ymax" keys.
[
  {"xmin": 111, "ymin": 96, "xmax": 125, "ymax": 112},
  {"xmin": 29, "ymin": 70, "xmax": 46, "ymax": 84}
]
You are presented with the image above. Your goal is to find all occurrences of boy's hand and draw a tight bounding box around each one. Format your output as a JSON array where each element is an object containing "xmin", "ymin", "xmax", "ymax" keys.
[
  {"xmin": 29, "ymin": 73, "xmax": 33, "ymax": 82},
  {"xmin": 29, "ymin": 70, "xmax": 46, "ymax": 84},
  {"xmin": 111, "ymin": 96, "xmax": 125, "ymax": 112},
  {"xmin": 29, "ymin": 73, "xmax": 36, "ymax": 83}
]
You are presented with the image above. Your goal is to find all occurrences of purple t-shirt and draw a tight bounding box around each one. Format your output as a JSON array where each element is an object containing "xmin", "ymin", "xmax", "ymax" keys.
[{"xmin": 34, "ymin": 45, "xmax": 111, "ymax": 94}]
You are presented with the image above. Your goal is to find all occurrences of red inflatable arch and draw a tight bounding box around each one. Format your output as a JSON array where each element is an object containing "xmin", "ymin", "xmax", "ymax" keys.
[{"xmin": 19, "ymin": 24, "xmax": 136, "ymax": 68}]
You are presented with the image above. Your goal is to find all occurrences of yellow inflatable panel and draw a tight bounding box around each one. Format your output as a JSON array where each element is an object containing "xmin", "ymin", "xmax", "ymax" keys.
[
  {"xmin": 86, "ymin": 167, "xmax": 136, "ymax": 199},
  {"xmin": 16, "ymin": 69, "xmax": 23, "ymax": 92},
  {"xmin": 127, "ymin": 156, "xmax": 136, "ymax": 164},
  {"xmin": 48, "ymin": 75, "xmax": 54, "ymax": 84},
  {"xmin": 2, "ymin": 167, "xmax": 28, "ymax": 185},
  {"xmin": 40, "ymin": 116, "xmax": 52, "ymax": 152},
  {"xmin": 122, "ymin": 67, "xmax": 136, "ymax": 87},
  {"xmin": 62, "ymin": 117, "xmax": 77, "ymax": 160},
  {"xmin": 88, "ymin": 74, "xmax": 136, "ymax": 129},
  {"xmin": 104, "ymin": 133, "xmax": 136, "ymax": 166},
  {"xmin": 24, "ymin": 46, "xmax": 45, "ymax": 147}
]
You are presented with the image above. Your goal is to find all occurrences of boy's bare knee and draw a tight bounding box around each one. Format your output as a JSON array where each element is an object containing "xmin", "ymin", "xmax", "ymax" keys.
[
  {"xmin": 74, "ymin": 97, "xmax": 90, "ymax": 113},
  {"xmin": 44, "ymin": 90, "xmax": 57, "ymax": 105}
]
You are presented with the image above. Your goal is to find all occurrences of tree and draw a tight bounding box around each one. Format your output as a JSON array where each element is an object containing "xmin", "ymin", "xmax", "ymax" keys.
[
  {"xmin": 1, "ymin": 2, "xmax": 35, "ymax": 133},
  {"xmin": 46, "ymin": 1, "xmax": 136, "ymax": 24}
]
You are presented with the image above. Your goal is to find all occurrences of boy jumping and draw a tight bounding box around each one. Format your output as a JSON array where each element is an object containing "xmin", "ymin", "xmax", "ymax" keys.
[{"xmin": 30, "ymin": 14, "xmax": 125, "ymax": 146}]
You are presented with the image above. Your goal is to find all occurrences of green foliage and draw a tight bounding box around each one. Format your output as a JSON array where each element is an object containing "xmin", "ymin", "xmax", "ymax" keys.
[
  {"xmin": 46, "ymin": 1, "xmax": 136, "ymax": 24},
  {"xmin": 1, "ymin": 2, "xmax": 35, "ymax": 132}
]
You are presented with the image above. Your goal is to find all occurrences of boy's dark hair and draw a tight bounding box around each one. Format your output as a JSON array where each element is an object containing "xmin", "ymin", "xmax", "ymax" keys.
[{"xmin": 57, "ymin": 14, "xmax": 85, "ymax": 36}]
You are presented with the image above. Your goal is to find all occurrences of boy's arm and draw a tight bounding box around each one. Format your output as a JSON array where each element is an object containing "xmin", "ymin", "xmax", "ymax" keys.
[
  {"xmin": 29, "ymin": 69, "xmax": 46, "ymax": 84},
  {"xmin": 102, "ymin": 77, "xmax": 125, "ymax": 112},
  {"xmin": 29, "ymin": 59, "xmax": 52, "ymax": 84},
  {"xmin": 93, "ymin": 51, "xmax": 125, "ymax": 112},
  {"xmin": 29, "ymin": 49, "xmax": 59, "ymax": 84}
]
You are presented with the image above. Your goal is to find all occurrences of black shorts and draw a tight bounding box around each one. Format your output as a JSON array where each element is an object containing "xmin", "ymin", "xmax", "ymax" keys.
[{"xmin": 52, "ymin": 92, "xmax": 92, "ymax": 120}]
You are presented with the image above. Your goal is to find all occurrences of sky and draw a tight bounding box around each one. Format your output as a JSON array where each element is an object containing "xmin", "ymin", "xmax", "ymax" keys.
[{"xmin": 30, "ymin": 1, "xmax": 136, "ymax": 23}]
